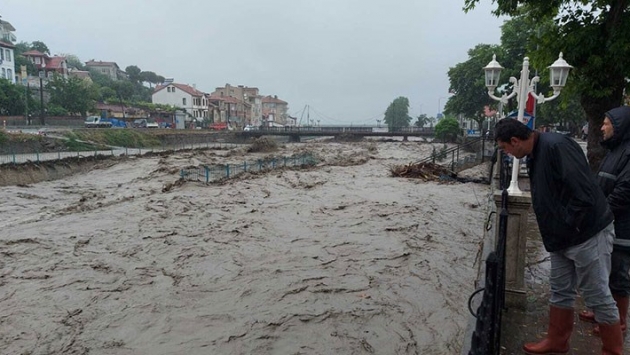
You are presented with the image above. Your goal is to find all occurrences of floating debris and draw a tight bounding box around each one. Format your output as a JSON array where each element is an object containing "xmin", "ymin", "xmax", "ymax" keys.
[{"xmin": 390, "ymin": 162, "xmax": 456, "ymax": 181}]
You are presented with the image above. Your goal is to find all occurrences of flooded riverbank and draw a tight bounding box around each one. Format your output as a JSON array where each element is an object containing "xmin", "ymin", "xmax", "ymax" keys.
[{"xmin": 0, "ymin": 140, "xmax": 489, "ymax": 354}]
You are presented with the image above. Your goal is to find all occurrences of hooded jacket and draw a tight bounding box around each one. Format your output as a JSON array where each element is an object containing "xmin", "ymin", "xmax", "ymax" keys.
[
  {"xmin": 527, "ymin": 131, "xmax": 613, "ymax": 252},
  {"xmin": 598, "ymin": 106, "xmax": 630, "ymax": 250}
]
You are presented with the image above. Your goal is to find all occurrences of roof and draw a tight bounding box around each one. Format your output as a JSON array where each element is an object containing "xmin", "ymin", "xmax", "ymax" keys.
[
  {"xmin": 0, "ymin": 19, "xmax": 16, "ymax": 31},
  {"xmin": 207, "ymin": 95, "xmax": 240, "ymax": 104},
  {"xmin": 262, "ymin": 95, "xmax": 287, "ymax": 104},
  {"xmin": 47, "ymin": 56, "xmax": 66, "ymax": 69},
  {"xmin": 85, "ymin": 60, "xmax": 120, "ymax": 69},
  {"xmin": 22, "ymin": 50, "xmax": 48, "ymax": 57},
  {"xmin": 0, "ymin": 40, "xmax": 14, "ymax": 48},
  {"xmin": 69, "ymin": 70, "xmax": 91, "ymax": 79},
  {"xmin": 154, "ymin": 83, "xmax": 206, "ymax": 97}
]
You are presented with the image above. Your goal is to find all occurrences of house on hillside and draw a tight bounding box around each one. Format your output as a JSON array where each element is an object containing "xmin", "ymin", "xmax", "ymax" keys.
[
  {"xmin": 152, "ymin": 80, "xmax": 208, "ymax": 122},
  {"xmin": 0, "ymin": 16, "xmax": 16, "ymax": 83},
  {"xmin": 0, "ymin": 40, "xmax": 15, "ymax": 83},
  {"xmin": 22, "ymin": 50, "xmax": 69, "ymax": 80},
  {"xmin": 85, "ymin": 60, "xmax": 125, "ymax": 81}
]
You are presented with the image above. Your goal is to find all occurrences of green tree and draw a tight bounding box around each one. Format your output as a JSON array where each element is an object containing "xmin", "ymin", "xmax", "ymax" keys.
[
  {"xmin": 434, "ymin": 116, "xmax": 461, "ymax": 142},
  {"xmin": 0, "ymin": 78, "xmax": 26, "ymax": 115},
  {"xmin": 125, "ymin": 65, "xmax": 142, "ymax": 83},
  {"xmin": 139, "ymin": 71, "xmax": 158, "ymax": 87},
  {"xmin": 13, "ymin": 41, "xmax": 37, "ymax": 75},
  {"xmin": 414, "ymin": 113, "xmax": 433, "ymax": 127},
  {"xmin": 464, "ymin": 0, "xmax": 630, "ymax": 170},
  {"xmin": 60, "ymin": 53, "xmax": 86, "ymax": 70},
  {"xmin": 30, "ymin": 40, "xmax": 50, "ymax": 54},
  {"xmin": 445, "ymin": 44, "xmax": 503, "ymax": 130},
  {"xmin": 47, "ymin": 75, "xmax": 98, "ymax": 117},
  {"xmin": 384, "ymin": 96, "xmax": 412, "ymax": 129}
]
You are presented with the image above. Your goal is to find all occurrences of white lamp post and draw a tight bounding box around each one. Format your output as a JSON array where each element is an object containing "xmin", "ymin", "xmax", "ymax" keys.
[{"xmin": 484, "ymin": 53, "xmax": 572, "ymax": 195}]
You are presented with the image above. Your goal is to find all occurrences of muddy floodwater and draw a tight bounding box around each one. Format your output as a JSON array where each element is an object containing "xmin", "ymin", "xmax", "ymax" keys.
[{"xmin": 0, "ymin": 140, "xmax": 489, "ymax": 354}]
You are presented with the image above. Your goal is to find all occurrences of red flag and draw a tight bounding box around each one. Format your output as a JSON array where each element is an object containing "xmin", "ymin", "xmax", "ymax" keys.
[{"xmin": 525, "ymin": 92, "xmax": 536, "ymax": 116}]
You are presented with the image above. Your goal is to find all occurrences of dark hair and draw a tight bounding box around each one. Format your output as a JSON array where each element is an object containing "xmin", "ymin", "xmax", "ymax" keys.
[{"xmin": 494, "ymin": 118, "xmax": 532, "ymax": 142}]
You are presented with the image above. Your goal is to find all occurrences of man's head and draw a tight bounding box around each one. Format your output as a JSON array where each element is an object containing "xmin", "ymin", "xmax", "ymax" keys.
[
  {"xmin": 601, "ymin": 116, "xmax": 614, "ymax": 141},
  {"xmin": 494, "ymin": 118, "xmax": 534, "ymax": 159}
]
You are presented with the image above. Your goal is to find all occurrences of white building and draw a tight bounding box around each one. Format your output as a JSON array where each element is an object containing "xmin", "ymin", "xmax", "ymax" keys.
[
  {"xmin": 0, "ymin": 16, "xmax": 16, "ymax": 83},
  {"xmin": 152, "ymin": 80, "xmax": 208, "ymax": 121}
]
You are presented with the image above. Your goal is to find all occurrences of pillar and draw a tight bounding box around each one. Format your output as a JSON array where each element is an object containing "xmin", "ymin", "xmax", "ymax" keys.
[{"xmin": 494, "ymin": 191, "xmax": 532, "ymax": 309}]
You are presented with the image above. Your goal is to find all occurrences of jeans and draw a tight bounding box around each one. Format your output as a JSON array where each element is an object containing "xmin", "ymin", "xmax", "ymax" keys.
[
  {"xmin": 549, "ymin": 222, "xmax": 619, "ymax": 324},
  {"xmin": 610, "ymin": 247, "xmax": 630, "ymax": 296}
]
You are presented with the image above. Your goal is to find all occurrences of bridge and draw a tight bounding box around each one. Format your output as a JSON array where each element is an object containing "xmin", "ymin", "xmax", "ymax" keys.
[{"xmin": 238, "ymin": 126, "xmax": 436, "ymax": 142}]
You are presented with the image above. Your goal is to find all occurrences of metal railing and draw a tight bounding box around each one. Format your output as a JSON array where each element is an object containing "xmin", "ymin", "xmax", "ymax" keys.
[
  {"xmin": 180, "ymin": 153, "xmax": 317, "ymax": 183},
  {"xmin": 417, "ymin": 137, "xmax": 485, "ymax": 172},
  {"xmin": 0, "ymin": 142, "xmax": 244, "ymax": 165},
  {"xmin": 467, "ymin": 153, "xmax": 510, "ymax": 355}
]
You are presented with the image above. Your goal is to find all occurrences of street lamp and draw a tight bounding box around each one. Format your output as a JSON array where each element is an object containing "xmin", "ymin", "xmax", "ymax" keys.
[
  {"xmin": 38, "ymin": 63, "xmax": 46, "ymax": 126},
  {"xmin": 484, "ymin": 52, "xmax": 572, "ymax": 195}
]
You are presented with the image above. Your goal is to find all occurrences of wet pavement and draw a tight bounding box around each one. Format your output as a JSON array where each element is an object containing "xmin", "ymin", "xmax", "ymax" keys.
[{"xmin": 500, "ymin": 208, "xmax": 630, "ymax": 354}]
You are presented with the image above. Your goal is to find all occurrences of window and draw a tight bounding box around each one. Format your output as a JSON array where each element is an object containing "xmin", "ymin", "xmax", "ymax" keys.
[
  {"xmin": 0, "ymin": 50, "xmax": 4, "ymax": 60},
  {"xmin": 35, "ymin": 57, "xmax": 41, "ymax": 64},
  {"xmin": 167, "ymin": 87, "xmax": 171, "ymax": 92},
  {"xmin": 172, "ymin": 87, "xmax": 175, "ymax": 92},
  {"xmin": 7, "ymin": 69, "xmax": 12, "ymax": 80},
  {"xmin": 5, "ymin": 49, "xmax": 11, "ymax": 62},
  {"xmin": 1, "ymin": 68, "xmax": 5, "ymax": 78},
  {"xmin": 183, "ymin": 98, "xmax": 187, "ymax": 106}
]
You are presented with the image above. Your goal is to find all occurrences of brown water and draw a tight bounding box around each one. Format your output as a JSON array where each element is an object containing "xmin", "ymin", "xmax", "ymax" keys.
[{"xmin": 0, "ymin": 140, "xmax": 489, "ymax": 354}]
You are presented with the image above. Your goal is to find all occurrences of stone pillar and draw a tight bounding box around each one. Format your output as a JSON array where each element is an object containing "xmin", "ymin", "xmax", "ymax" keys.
[{"xmin": 494, "ymin": 191, "xmax": 532, "ymax": 310}]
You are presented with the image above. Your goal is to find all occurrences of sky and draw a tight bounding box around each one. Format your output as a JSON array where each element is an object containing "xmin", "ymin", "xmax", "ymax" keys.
[{"xmin": 1, "ymin": 0, "xmax": 505, "ymax": 125}]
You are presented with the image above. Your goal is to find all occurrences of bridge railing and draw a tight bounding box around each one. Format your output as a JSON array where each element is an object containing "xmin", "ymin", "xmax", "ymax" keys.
[{"xmin": 256, "ymin": 126, "xmax": 435, "ymax": 134}]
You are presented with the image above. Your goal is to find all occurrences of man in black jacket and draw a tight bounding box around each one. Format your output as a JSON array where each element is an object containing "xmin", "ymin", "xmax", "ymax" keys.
[
  {"xmin": 494, "ymin": 118, "xmax": 622, "ymax": 354},
  {"xmin": 579, "ymin": 106, "xmax": 630, "ymax": 337}
]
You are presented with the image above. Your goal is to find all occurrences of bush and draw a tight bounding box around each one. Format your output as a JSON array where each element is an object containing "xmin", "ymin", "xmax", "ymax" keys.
[{"xmin": 435, "ymin": 117, "xmax": 461, "ymax": 142}]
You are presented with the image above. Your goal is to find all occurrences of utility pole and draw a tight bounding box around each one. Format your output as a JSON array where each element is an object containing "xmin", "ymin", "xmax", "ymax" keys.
[{"xmin": 38, "ymin": 69, "xmax": 45, "ymax": 125}]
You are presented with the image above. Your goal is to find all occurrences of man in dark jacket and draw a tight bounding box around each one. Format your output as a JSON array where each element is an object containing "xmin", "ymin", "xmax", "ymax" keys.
[
  {"xmin": 494, "ymin": 118, "xmax": 622, "ymax": 354},
  {"xmin": 579, "ymin": 106, "xmax": 630, "ymax": 336}
]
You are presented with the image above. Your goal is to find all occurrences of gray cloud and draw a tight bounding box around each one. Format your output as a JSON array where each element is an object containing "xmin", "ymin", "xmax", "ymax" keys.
[{"xmin": 2, "ymin": 0, "xmax": 504, "ymax": 124}]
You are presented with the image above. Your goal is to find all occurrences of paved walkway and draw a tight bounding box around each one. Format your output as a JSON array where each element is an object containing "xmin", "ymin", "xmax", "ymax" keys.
[{"xmin": 499, "ymin": 207, "xmax": 630, "ymax": 354}]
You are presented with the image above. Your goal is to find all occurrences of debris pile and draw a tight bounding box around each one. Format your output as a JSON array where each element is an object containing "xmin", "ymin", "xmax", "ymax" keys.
[
  {"xmin": 390, "ymin": 162, "xmax": 456, "ymax": 181},
  {"xmin": 248, "ymin": 137, "xmax": 278, "ymax": 153}
]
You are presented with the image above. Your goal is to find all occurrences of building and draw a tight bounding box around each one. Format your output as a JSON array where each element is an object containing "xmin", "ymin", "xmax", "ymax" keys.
[
  {"xmin": 261, "ymin": 95, "xmax": 289, "ymax": 126},
  {"xmin": 152, "ymin": 80, "xmax": 208, "ymax": 121},
  {"xmin": 0, "ymin": 16, "xmax": 16, "ymax": 83},
  {"xmin": 85, "ymin": 60, "xmax": 125, "ymax": 81},
  {"xmin": 210, "ymin": 84, "xmax": 263, "ymax": 127},
  {"xmin": 22, "ymin": 50, "xmax": 69, "ymax": 80}
]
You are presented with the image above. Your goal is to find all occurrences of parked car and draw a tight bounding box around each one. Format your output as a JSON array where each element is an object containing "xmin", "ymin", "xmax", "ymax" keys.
[
  {"xmin": 84, "ymin": 116, "xmax": 112, "ymax": 128},
  {"xmin": 133, "ymin": 119, "xmax": 147, "ymax": 128},
  {"xmin": 146, "ymin": 121, "xmax": 159, "ymax": 129}
]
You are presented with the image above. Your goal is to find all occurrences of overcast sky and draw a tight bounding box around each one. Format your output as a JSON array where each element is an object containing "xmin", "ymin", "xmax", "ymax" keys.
[{"xmin": 2, "ymin": 0, "xmax": 504, "ymax": 125}]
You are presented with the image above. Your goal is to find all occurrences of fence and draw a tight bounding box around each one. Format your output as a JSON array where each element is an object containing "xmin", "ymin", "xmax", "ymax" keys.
[
  {"xmin": 467, "ymin": 151, "xmax": 511, "ymax": 355},
  {"xmin": 180, "ymin": 153, "xmax": 317, "ymax": 183},
  {"xmin": 0, "ymin": 142, "xmax": 244, "ymax": 165},
  {"xmin": 417, "ymin": 137, "xmax": 486, "ymax": 172}
]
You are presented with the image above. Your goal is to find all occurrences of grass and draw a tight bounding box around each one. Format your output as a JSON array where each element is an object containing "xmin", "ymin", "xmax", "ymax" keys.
[{"xmin": 69, "ymin": 129, "xmax": 161, "ymax": 148}]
